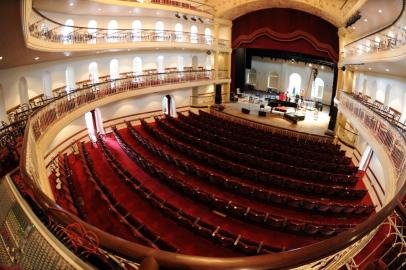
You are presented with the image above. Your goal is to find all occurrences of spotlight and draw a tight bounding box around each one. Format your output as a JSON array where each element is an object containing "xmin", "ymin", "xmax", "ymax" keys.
[
  {"xmin": 198, "ymin": 17, "xmax": 204, "ymax": 23},
  {"xmin": 191, "ymin": 16, "xmax": 197, "ymax": 22},
  {"xmin": 175, "ymin": 13, "xmax": 180, "ymax": 19},
  {"xmin": 183, "ymin": 14, "xmax": 188, "ymax": 20}
]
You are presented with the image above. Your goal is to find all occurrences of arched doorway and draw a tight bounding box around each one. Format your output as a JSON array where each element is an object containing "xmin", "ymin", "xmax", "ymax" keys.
[
  {"xmin": 107, "ymin": 20, "xmax": 118, "ymax": 42},
  {"xmin": 0, "ymin": 84, "xmax": 6, "ymax": 122},
  {"xmin": 175, "ymin": 23, "xmax": 183, "ymax": 42},
  {"xmin": 18, "ymin": 77, "xmax": 29, "ymax": 105},
  {"xmin": 155, "ymin": 21, "xmax": 164, "ymax": 41},
  {"xmin": 162, "ymin": 95, "xmax": 176, "ymax": 117},
  {"xmin": 312, "ymin": 78, "xmax": 324, "ymax": 99},
  {"xmin": 87, "ymin": 20, "xmax": 97, "ymax": 44},
  {"xmin": 84, "ymin": 108, "xmax": 104, "ymax": 142},
  {"xmin": 109, "ymin": 59, "xmax": 119, "ymax": 87},
  {"xmin": 89, "ymin": 62, "xmax": 99, "ymax": 84},
  {"xmin": 288, "ymin": 73, "xmax": 301, "ymax": 96},
  {"xmin": 42, "ymin": 71, "xmax": 52, "ymax": 97},
  {"xmin": 384, "ymin": 84, "xmax": 392, "ymax": 107},
  {"xmin": 65, "ymin": 66, "xmax": 76, "ymax": 93},
  {"xmin": 132, "ymin": 20, "xmax": 141, "ymax": 41}
]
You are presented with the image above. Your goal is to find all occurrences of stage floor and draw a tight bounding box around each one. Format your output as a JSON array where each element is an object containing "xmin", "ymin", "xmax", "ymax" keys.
[{"xmin": 222, "ymin": 102, "xmax": 331, "ymax": 136}]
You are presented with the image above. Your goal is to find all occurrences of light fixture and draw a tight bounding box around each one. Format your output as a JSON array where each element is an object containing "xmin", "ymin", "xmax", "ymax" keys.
[
  {"xmin": 34, "ymin": 56, "xmax": 39, "ymax": 60},
  {"xmin": 69, "ymin": 2, "xmax": 74, "ymax": 6},
  {"xmin": 198, "ymin": 17, "xmax": 204, "ymax": 23},
  {"xmin": 0, "ymin": 56, "xmax": 3, "ymax": 60},
  {"xmin": 368, "ymin": 67, "xmax": 372, "ymax": 70},
  {"xmin": 364, "ymin": 18, "xmax": 368, "ymax": 22},
  {"xmin": 98, "ymin": 8, "xmax": 102, "ymax": 11},
  {"xmin": 183, "ymin": 14, "xmax": 188, "ymax": 20},
  {"xmin": 385, "ymin": 68, "xmax": 390, "ymax": 72},
  {"xmin": 64, "ymin": 52, "xmax": 71, "ymax": 56},
  {"xmin": 378, "ymin": 9, "xmax": 382, "ymax": 13},
  {"xmin": 308, "ymin": 63, "xmax": 313, "ymax": 67},
  {"xmin": 321, "ymin": 65, "xmax": 324, "ymax": 70},
  {"xmin": 175, "ymin": 12, "xmax": 181, "ymax": 19},
  {"xmin": 352, "ymin": 26, "xmax": 356, "ymax": 30},
  {"xmin": 191, "ymin": 16, "xmax": 197, "ymax": 22}
]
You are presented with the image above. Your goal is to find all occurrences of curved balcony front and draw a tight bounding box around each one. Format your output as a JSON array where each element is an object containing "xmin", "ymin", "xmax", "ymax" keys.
[
  {"xmin": 342, "ymin": 0, "xmax": 406, "ymax": 64},
  {"xmin": 24, "ymin": 8, "xmax": 230, "ymax": 53}
]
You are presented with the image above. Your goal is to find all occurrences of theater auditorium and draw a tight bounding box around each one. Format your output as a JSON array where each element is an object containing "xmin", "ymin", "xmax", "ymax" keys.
[{"xmin": 0, "ymin": 0, "xmax": 405, "ymax": 269}]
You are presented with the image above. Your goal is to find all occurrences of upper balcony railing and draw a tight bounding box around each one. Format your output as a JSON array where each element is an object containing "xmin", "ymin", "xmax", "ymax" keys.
[
  {"xmin": 119, "ymin": 0, "xmax": 215, "ymax": 15},
  {"xmin": 343, "ymin": 0, "xmax": 406, "ymax": 61},
  {"xmin": 14, "ymin": 83, "xmax": 406, "ymax": 268},
  {"xmin": 28, "ymin": 9, "xmax": 230, "ymax": 50}
]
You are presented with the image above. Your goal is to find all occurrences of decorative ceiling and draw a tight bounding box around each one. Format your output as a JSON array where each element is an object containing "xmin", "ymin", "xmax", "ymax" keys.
[{"xmin": 208, "ymin": 0, "xmax": 367, "ymax": 26}]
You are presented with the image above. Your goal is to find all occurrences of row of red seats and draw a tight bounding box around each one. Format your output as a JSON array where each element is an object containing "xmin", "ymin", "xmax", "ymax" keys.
[
  {"xmin": 153, "ymin": 117, "xmax": 368, "ymax": 201},
  {"xmin": 195, "ymin": 111, "xmax": 348, "ymax": 161},
  {"xmin": 78, "ymin": 141, "xmax": 173, "ymax": 251},
  {"xmin": 130, "ymin": 122, "xmax": 373, "ymax": 217},
  {"xmin": 171, "ymin": 114, "xmax": 358, "ymax": 184},
  {"xmin": 117, "ymin": 124, "xmax": 357, "ymax": 237},
  {"xmin": 106, "ymin": 130, "xmax": 284, "ymax": 254},
  {"xmin": 178, "ymin": 112, "xmax": 357, "ymax": 176}
]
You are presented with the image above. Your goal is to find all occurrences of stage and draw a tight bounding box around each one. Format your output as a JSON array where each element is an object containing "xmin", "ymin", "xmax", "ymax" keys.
[{"xmin": 223, "ymin": 101, "xmax": 331, "ymax": 137}]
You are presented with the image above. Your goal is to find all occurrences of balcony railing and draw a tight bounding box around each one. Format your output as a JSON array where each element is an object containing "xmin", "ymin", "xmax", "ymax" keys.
[
  {"xmin": 28, "ymin": 9, "xmax": 229, "ymax": 49},
  {"xmin": 343, "ymin": 0, "xmax": 406, "ymax": 59}
]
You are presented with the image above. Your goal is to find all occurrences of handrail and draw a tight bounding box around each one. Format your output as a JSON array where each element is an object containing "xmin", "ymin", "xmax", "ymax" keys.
[
  {"xmin": 343, "ymin": 0, "xmax": 406, "ymax": 57},
  {"xmin": 16, "ymin": 88, "xmax": 406, "ymax": 269},
  {"xmin": 28, "ymin": 8, "xmax": 228, "ymax": 48}
]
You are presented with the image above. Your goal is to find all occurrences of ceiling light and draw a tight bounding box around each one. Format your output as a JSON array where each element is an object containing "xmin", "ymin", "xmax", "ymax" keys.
[
  {"xmin": 69, "ymin": 2, "xmax": 74, "ymax": 6},
  {"xmin": 368, "ymin": 67, "xmax": 372, "ymax": 70},
  {"xmin": 175, "ymin": 13, "xmax": 181, "ymax": 19},
  {"xmin": 0, "ymin": 56, "xmax": 3, "ymax": 60},
  {"xmin": 378, "ymin": 9, "xmax": 382, "ymax": 13},
  {"xmin": 364, "ymin": 18, "xmax": 368, "ymax": 22},
  {"xmin": 98, "ymin": 8, "xmax": 102, "ymax": 11},
  {"xmin": 198, "ymin": 17, "xmax": 204, "ymax": 23},
  {"xmin": 308, "ymin": 63, "xmax": 313, "ymax": 67},
  {"xmin": 183, "ymin": 14, "xmax": 188, "ymax": 20},
  {"xmin": 191, "ymin": 16, "xmax": 197, "ymax": 22},
  {"xmin": 156, "ymin": 11, "xmax": 160, "ymax": 15},
  {"xmin": 352, "ymin": 26, "xmax": 356, "ymax": 30},
  {"xmin": 34, "ymin": 57, "xmax": 39, "ymax": 60},
  {"xmin": 321, "ymin": 66, "xmax": 324, "ymax": 69},
  {"xmin": 385, "ymin": 68, "xmax": 390, "ymax": 72},
  {"xmin": 64, "ymin": 52, "xmax": 71, "ymax": 56}
]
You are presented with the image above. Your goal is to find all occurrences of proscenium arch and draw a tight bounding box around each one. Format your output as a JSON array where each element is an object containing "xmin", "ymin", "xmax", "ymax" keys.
[{"xmin": 217, "ymin": 0, "xmax": 362, "ymax": 26}]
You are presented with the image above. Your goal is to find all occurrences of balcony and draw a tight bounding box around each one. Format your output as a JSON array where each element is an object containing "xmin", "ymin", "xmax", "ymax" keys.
[
  {"xmin": 118, "ymin": 0, "xmax": 215, "ymax": 15},
  {"xmin": 342, "ymin": 1, "xmax": 406, "ymax": 64},
  {"xmin": 24, "ymin": 8, "xmax": 230, "ymax": 53}
]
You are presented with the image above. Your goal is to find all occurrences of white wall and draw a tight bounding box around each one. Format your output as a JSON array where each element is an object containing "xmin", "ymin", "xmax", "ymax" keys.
[
  {"xmin": 0, "ymin": 50, "xmax": 208, "ymax": 110},
  {"xmin": 353, "ymin": 71, "xmax": 406, "ymax": 116},
  {"xmin": 250, "ymin": 57, "xmax": 334, "ymax": 104},
  {"xmin": 46, "ymin": 88, "xmax": 192, "ymax": 154}
]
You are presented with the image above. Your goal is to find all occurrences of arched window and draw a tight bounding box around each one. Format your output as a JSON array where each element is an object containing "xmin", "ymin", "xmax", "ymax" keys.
[
  {"xmin": 87, "ymin": 20, "xmax": 97, "ymax": 44},
  {"xmin": 155, "ymin": 21, "xmax": 164, "ymax": 41},
  {"xmin": 175, "ymin": 23, "xmax": 183, "ymax": 42},
  {"xmin": 65, "ymin": 66, "xmax": 75, "ymax": 93},
  {"xmin": 133, "ymin": 57, "xmax": 142, "ymax": 78},
  {"xmin": 110, "ymin": 59, "xmax": 119, "ymax": 87},
  {"xmin": 88, "ymin": 62, "xmax": 99, "ymax": 84},
  {"xmin": 18, "ymin": 77, "xmax": 29, "ymax": 105},
  {"xmin": 190, "ymin": 25, "xmax": 198, "ymax": 43},
  {"xmin": 204, "ymin": 28, "xmax": 212, "ymax": 45},
  {"xmin": 107, "ymin": 20, "xmax": 118, "ymax": 42},
  {"xmin": 132, "ymin": 20, "xmax": 141, "ymax": 41},
  {"xmin": 312, "ymin": 78, "xmax": 324, "ymax": 99},
  {"xmin": 288, "ymin": 73, "xmax": 301, "ymax": 96},
  {"xmin": 267, "ymin": 72, "xmax": 279, "ymax": 89},
  {"xmin": 62, "ymin": 19, "xmax": 74, "ymax": 44}
]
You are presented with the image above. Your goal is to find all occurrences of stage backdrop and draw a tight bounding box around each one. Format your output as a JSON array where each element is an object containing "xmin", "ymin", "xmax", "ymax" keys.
[{"xmin": 231, "ymin": 8, "xmax": 339, "ymax": 92}]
